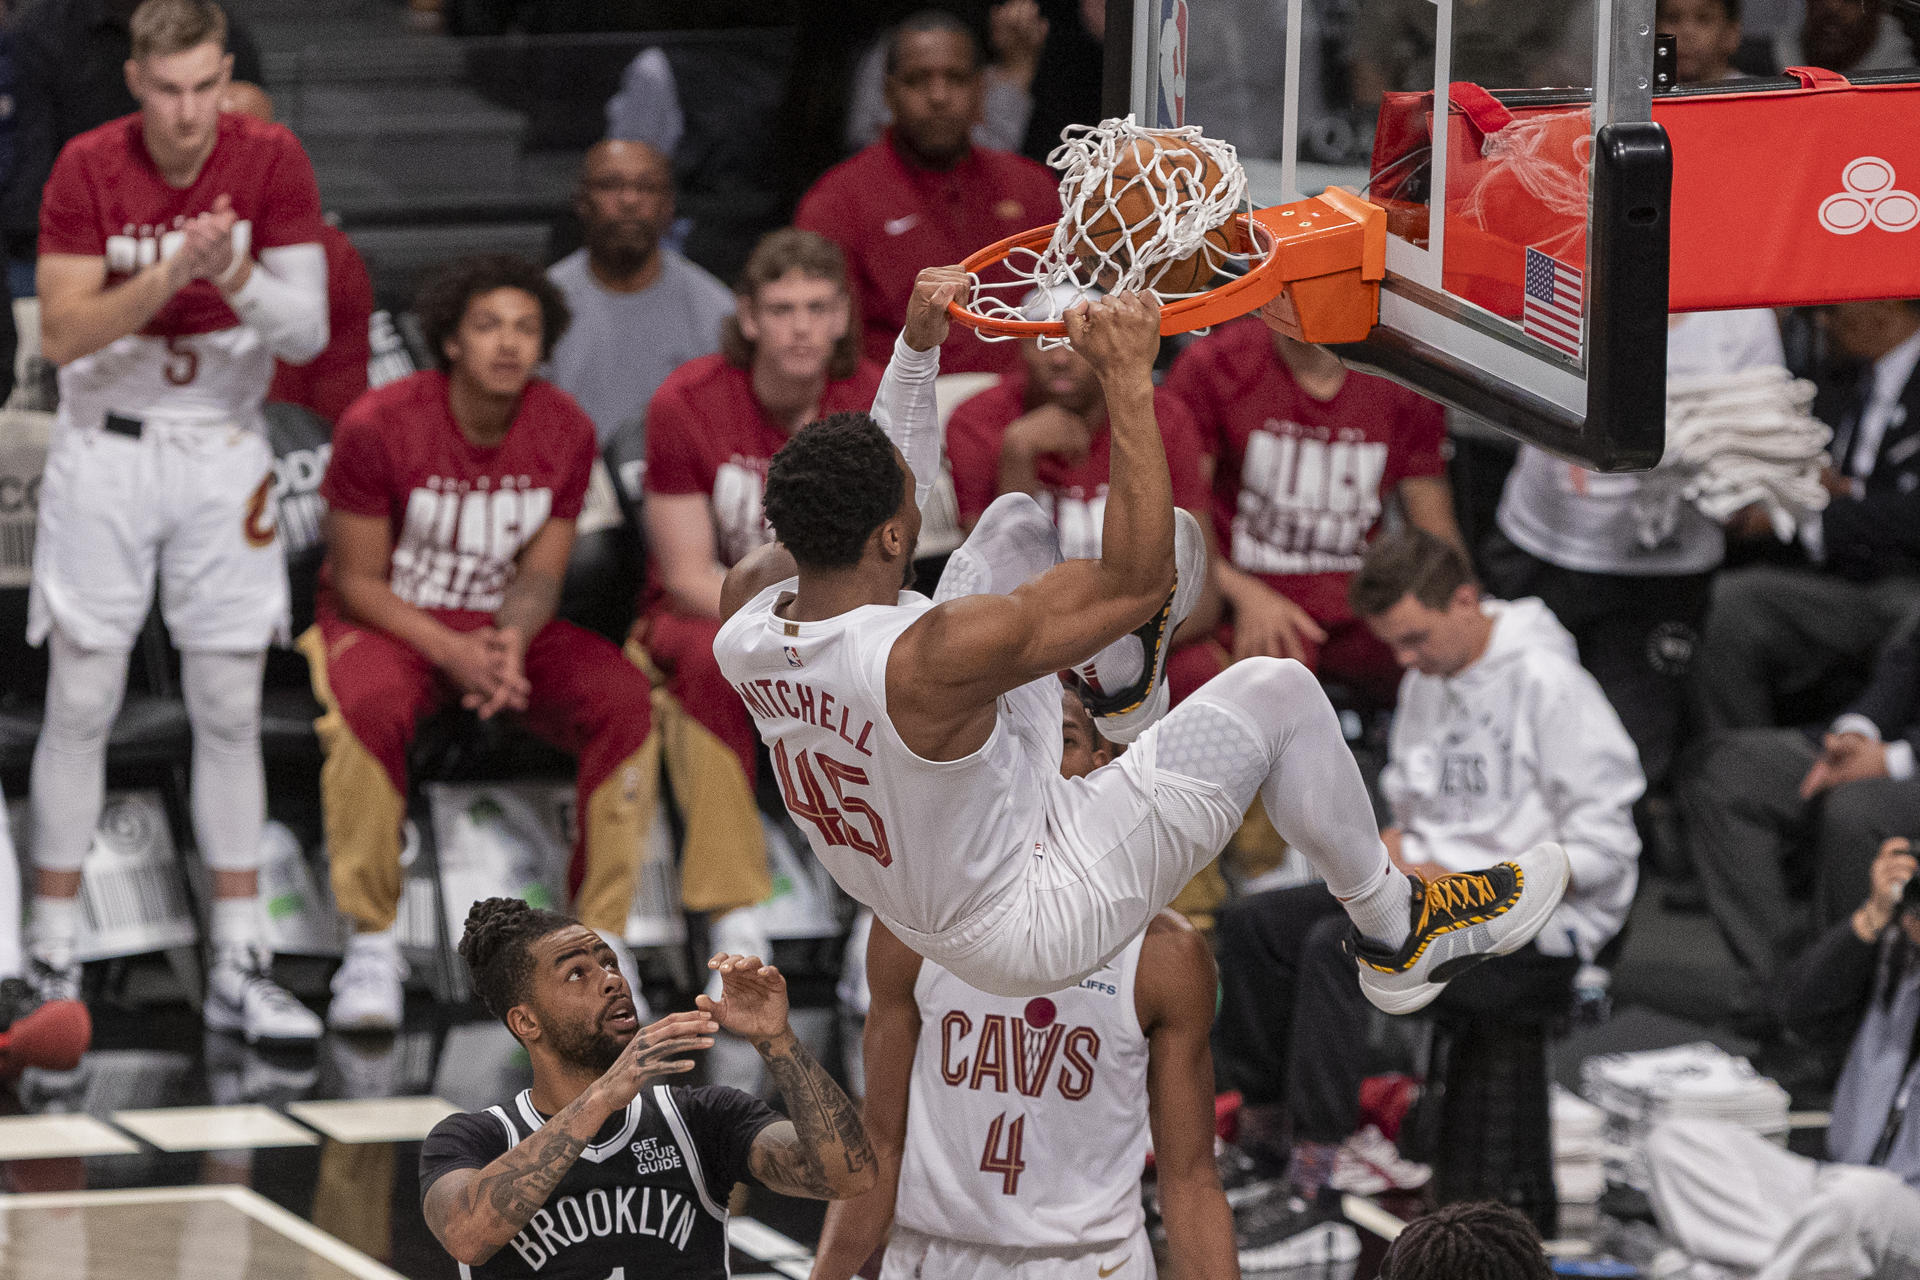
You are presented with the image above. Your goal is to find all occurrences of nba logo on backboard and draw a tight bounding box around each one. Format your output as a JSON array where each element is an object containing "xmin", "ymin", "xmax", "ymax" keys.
[
  {"xmin": 1157, "ymin": 0, "xmax": 1188, "ymax": 126},
  {"xmin": 784, "ymin": 645, "xmax": 803, "ymax": 668}
]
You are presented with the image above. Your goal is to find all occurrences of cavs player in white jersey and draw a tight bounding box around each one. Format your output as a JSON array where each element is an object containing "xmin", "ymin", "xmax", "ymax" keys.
[
  {"xmin": 811, "ymin": 690, "xmax": 1237, "ymax": 1280},
  {"xmin": 714, "ymin": 271, "xmax": 1569, "ymax": 1007},
  {"xmin": 26, "ymin": 0, "xmax": 327, "ymax": 1040}
]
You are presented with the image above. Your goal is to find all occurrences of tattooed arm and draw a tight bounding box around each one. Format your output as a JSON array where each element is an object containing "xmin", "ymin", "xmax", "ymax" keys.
[
  {"xmin": 699, "ymin": 952, "xmax": 878, "ymax": 1201},
  {"xmin": 422, "ymin": 1009, "xmax": 717, "ymax": 1266}
]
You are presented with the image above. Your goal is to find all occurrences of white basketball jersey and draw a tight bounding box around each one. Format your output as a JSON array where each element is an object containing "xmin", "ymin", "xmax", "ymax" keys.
[
  {"xmin": 712, "ymin": 580, "xmax": 1047, "ymax": 939},
  {"xmin": 895, "ymin": 934, "xmax": 1150, "ymax": 1249}
]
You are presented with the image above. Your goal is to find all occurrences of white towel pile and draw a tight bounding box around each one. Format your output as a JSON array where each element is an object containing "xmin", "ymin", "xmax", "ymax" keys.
[
  {"xmin": 1580, "ymin": 1042, "xmax": 1791, "ymax": 1189},
  {"xmin": 1550, "ymin": 1084, "xmax": 1613, "ymax": 1204},
  {"xmin": 1632, "ymin": 365, "xmax": 1832, "ymax": 548}
]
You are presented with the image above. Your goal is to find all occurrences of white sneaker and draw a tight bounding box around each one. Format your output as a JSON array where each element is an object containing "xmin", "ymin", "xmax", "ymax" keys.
[
  {"xmin": 205, "ymin": 946, "xmax": 323, "ymax": 1045},
  {"xmin": 1352, "ymin": 842, "xmax": 1572, "ymax": 1015},
  {"xmin": 1076, "ymin": 508, "xmax": 1207, "ymax": 744},
  {"xmin": 328, "ymin": 934, "xmax": 407, "ymax": 1034},
  {"xmin": 1327, "ymin": 1124, "xmax": 1432, "ymax": 1194}
]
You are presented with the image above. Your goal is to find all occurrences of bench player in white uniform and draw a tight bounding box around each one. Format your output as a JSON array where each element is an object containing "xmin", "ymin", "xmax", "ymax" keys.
[
  {"xmin": 811, "ymin": 688, "xmax": 1238, "ymax": 1280},
  {"xmin": 26, "ymin": 0, "xmax": 328, "ymax": 1041},
  {"xmin": 713, "ymin": 271, "xmax": 1570, "ymax": 1006}
]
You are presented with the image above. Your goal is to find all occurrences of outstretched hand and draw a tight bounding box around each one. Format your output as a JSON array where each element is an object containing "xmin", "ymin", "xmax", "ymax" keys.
[
  {"xmin": 696, "ymin": 952, "xmax": 792, "ymax": 1042},
  {"xmin": 1063, "ymin": 291, "xmax": 1161, "ymax": 387},
  {"xmin": 593, "ymin": 1009, "xmax": 717, "ymax": 1111},
  {"xmin": 904, "ymin": 265, "xmax": 970, "ymax": 352}
]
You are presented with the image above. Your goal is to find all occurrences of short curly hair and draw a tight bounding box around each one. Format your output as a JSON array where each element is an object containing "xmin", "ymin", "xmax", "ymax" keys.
[
  {"xmin": 764, "ymin": 412, "xmax": 906, "ymax": 569},
  {"xmin": 415, "ymin": 253, "xmax": 572, "ymax": 371},
  {"xmin": 456, "ymin": 896, "xmax": 576, "ymax": 1027},
  {"xmin": 1379, "ymin": 1201, "xmax": 1550, "ymax": 1280}
]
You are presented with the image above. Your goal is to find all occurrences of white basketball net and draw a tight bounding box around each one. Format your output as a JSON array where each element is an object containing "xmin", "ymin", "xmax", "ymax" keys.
[{"xmin": 966, "ymin": 116, "xmax": 1255, "ymax": 343}]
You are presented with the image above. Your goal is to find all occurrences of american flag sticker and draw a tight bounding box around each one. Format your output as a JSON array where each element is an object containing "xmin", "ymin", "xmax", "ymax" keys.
[{"xmin": 1522, "ymin": 246, "xmax": 1584, "ymax": 359}]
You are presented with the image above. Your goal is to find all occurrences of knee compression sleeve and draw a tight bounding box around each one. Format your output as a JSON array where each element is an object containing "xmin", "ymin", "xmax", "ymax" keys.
[
  {"xmin": 181, "ymin": 650, "xmax": 266, "ymax": 873},
  {"xmin": 1178, "ymin": 658, "xmax": 1392, "ymax": 902},
  {"xmin": 30, "ymin": 631, "xmax": 132, "ymax": 872}
]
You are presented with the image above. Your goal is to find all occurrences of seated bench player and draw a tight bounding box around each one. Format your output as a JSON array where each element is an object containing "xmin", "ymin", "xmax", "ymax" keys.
[
  {"xmin": 634, "ymin": 230, "xmax": 882, "ymax": 914},
  {"xmin": 310, "ymin": 255, "xmax": 655, "ymax": 1032}
]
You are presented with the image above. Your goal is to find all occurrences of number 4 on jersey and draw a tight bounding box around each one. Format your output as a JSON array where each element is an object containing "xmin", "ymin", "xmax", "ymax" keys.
[
  {"xmin": 771, "ymin": 740, "xmax": 892, "ymax": 866},
  {"xmin": 980, "ymin": 1112, "xmax": 1027, "ymax": 1195}
]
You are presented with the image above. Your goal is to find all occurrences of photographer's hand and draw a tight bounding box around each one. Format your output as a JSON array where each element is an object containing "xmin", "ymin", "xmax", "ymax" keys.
[{"xmin": 1854, "ymin": 837, "xmax": 1919, "ymax": 942}]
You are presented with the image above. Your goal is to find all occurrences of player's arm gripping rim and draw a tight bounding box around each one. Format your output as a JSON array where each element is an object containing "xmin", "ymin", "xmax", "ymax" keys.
[
  {"xmin": 421, "ymin": 1009, "xmax": 719, "ymax": 1267},
  {"xmin": 1140, "ymin": 912, "xmax": 1241, "ymax": 1280},
  {"xmin": 886, "ymin": 292, "xmax": 1176, "ymax": 754},
  {"xmin": 809, "ymin": 919, "xmax": 926, "ymax": 1280},
  {"xmin": 699, "ymin": 953, "xmax": 879, "ymax": 1200}
]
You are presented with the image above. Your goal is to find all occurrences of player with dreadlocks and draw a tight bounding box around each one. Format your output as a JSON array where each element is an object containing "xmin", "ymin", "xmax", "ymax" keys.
[
  {"xmin": 418, "ymin": 897, "xmax": 874, "ymax": 1277},
  {"xmin": 1378, "ymin": 1202, "xmax": 1552, "ymax": 1280}
]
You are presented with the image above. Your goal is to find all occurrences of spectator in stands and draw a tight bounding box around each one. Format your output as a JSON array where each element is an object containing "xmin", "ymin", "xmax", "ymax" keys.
[
  {"xmin": 547, "ymin": 139, "xmax": 734, "ymax": 447},
  {"xmin": 795, "ymin": 9, "xmax": 1059, "ymax": 377},
  {"xmin": 1774, "ymin": 0, "xmax": 1915, "ymax": 76},
  {"xmin": 945, "ymin": 283, "xmax": 1224, "ymax": 702},
  {"xmin": 845, "ymin": 1, "xmax": 1048, "ymax": 156},
  {"xmin": 1657, "ymin": 0, "xmax": 1747, "ymax": 85},
  {"xmin": 220, "ymin": 80, "xmax": 374, "ymax": 425},
  {"xmin": 1678, "ymin": 613, "xmax": 1920, "ymax": 1035},
  {"xmin": 1488, "ymin": 310, "xmax": 1785, "ymax": 841},
  {"xmin": 635, "ymin": 229, "xmax": 880, "ymax": 831},
  {"xmin": 1693, "ymin": 300, "xmax": 1920, "ymax": 736},
  {"xmin": 2, "ymin": 0, "xmax": 262, "ymax": 280},
  {"xmin": 1166, "ymin": 320, "xmax": 1462, "ymax": 707},
  {"xmin": 1212, "ymin": 530, "xmax": 1642, "ymax": 1194},
  {"xmin": 1644, "ymin": 837, "xmax": 1920, "ymax": 1279},
  {"xmin": 311, "ymin": 254, "xmax": 654, "ymax": 1033},
  {"xmin": 27, "ymin": 0, "xmax": 326, "ymax": 1044}
]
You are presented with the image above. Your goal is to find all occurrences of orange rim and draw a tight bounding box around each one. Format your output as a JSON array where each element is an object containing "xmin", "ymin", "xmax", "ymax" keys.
[{"xmin": 946, "ymin": 211, "xmax": 1292, "ymax": 338}]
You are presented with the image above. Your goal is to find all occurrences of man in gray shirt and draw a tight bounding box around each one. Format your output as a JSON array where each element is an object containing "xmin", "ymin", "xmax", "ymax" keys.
[{"xmin": 547, "ymin": 140, "xmax": 735, "ymax": 447}]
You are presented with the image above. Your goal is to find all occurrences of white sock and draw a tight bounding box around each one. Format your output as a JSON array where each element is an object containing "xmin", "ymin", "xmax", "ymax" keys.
[
  {"xmin": 1341, "ymin": 869, "xmax": 1414, "ymax": 950},
  {"xmin": 28, "ymin": 895, "xmax": 79, "ymax": 965},
  {"xmin": 1074, "ymin": 634, "xmax": 1146, "ymax": 697},
  {"xmin": 211, "ymin": 896, "xmax": 264, "ymax": 956},
  {"xmin": 349, "ymin": 928, "xmax": 398, "ymax": 959}
]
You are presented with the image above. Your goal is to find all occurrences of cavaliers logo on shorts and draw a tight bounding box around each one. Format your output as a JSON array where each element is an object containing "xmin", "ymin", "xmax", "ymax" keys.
[{"xmin": 243, "ymin": 473, "xmax": 279, "ymax": 548}]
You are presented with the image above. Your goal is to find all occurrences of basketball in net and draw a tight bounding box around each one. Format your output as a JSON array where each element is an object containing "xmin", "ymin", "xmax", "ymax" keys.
[
  {"xmin": 1076, "ymin": 130, "xmax": 1237, "ymax": 294},
  {"xmin": 956, "ymin": 118, "xmax": 1254, "ymax": 340}
]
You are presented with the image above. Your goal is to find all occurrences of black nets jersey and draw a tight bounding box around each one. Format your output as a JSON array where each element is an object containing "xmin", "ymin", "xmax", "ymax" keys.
[{"xmin": 420, "ymin": 1084, "xmax": 781, "ymax": 1279}]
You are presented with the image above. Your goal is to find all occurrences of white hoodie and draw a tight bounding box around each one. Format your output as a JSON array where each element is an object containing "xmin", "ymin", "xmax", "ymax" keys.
[{"xmin": 1382, "ymin": 597, "xmax": 1645, "ymax": 961}]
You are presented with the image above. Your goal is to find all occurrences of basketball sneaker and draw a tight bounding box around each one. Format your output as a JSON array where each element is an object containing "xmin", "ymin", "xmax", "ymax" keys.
[
  {"xmin": 1232, "ymin": 1185, "xmax": 1361, "ymax": 1270},
  {"xmin": 1075, "ymin": 507, "xmax": 1207, "ymax": 744},
  {"xmin": 205, "ymin": 945, "xmax": 324, "ymax": 1044},
  {"xmin": 1350, "ymin": 842, "xmax": 1571, "ymax": 1016},
  {"xmin": 1327, "ymin": 1124, "xmax": 1432, "ymax": 1195}
]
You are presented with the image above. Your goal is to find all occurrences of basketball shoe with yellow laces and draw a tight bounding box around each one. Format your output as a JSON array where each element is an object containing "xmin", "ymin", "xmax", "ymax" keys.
[{"xmin": 1349, "ymin": 841, "xmax": 1571, "ymax": 1015}]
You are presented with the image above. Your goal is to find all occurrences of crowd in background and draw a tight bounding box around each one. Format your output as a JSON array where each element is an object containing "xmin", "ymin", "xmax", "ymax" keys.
[{"xmin": 0, "ymin": 0, "xmax": 1915, "ymax": 1275}]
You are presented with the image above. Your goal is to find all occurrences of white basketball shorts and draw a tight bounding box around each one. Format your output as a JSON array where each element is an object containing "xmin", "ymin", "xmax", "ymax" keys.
[
  {"xmin": 880, "ymin": 1223, "xmax": 1153, "ymax": 1280},
  {"xmin": 29, "ymin": 420, "xmax": 288, "ymax": 652}
]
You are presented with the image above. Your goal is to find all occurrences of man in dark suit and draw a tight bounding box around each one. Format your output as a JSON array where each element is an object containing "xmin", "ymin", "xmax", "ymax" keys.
[
  {"xmin": 1693, "ymin": 298, "xmax": 1920, "ymax": 733},
  {"xmin": 1680, "ymin": 609, "xmax": 1920, "ymax": 1033}
]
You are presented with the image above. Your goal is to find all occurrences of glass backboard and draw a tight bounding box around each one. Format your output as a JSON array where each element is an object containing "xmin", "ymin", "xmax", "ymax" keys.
[{"xmin": 1116, "ymin": 0, "xmax": 1671, "ymax": 470}]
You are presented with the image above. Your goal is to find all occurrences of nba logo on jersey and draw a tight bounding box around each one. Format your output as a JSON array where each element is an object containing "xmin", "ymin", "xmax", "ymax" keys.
[{"xmin": 784, "ymin": 645, "xmax": 803, "ymax": 668}]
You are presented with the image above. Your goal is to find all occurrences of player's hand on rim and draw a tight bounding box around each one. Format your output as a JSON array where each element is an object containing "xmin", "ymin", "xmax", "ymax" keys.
[
  {"xmin": 696, "ymin": 953, "xmax": 792, "ymax": 1042},
  {"xmin": 592, "ymin": 1009, "xmax": 718, "ymax": 1111},
  {"xmin": 904, "ymin": 265, "xmax": 970, "ymax": 353},
  {"xmin": 1063, "ymin": 291, "xmax": 1161, "ymax": 387}
]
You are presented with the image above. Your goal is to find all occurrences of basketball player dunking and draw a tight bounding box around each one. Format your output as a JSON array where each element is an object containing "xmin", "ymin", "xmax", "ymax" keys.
[
  {"xmin": 714, "ymin": 270, "xmax": 1571, "ymax": 1007},
  {"xmin": 811, "ymin": 690, "xmax": 1237, "ymax": 1280}
]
